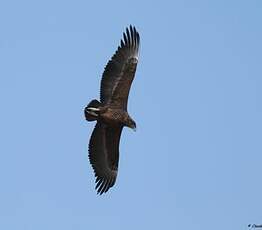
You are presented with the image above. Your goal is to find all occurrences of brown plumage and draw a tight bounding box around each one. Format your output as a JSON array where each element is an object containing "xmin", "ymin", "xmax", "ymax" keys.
[{"xmin": 84, "ymin": 25, "xmax": 140, "ymax": 195}]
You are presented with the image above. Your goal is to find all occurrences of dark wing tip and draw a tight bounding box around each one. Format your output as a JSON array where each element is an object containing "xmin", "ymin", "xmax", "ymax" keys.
[
  {"xmin": 121, "ymin": 25, "xmax": 140, "ymax": 52},
  {"xmin": 95, "ymin": 175, "xmax": 116, "ymax": 195},
  {"xmin": 126, "ymin": 27, "xmax": 131, "ymax": 47}
]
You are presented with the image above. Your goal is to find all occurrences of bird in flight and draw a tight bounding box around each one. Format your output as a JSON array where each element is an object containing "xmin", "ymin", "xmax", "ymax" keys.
[{"xmin": 84, "ymin": 25, "xmax": 140, "ymax": 195}]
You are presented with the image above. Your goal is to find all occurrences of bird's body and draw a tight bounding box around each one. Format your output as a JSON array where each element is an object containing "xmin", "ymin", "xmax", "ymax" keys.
[
  {"xmin": 84, "ymin": 26, "xmax": 140, "ymax": 195},
  {"xmin": 87, "ymin": 104, "xmax": 134, "ymax": 127}
]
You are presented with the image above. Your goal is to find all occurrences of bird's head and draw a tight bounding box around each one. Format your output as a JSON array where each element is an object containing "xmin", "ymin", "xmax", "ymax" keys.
[{"xmin": 126, "ymin": 117, "xmax": 136, "ymax": 131}]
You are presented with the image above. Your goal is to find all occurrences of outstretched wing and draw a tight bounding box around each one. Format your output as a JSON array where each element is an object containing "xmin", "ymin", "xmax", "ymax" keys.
[
  {"xmin": 100, "ymin": 25, "xmax": 140, "ymax": 110},
  {"xmin": 88, "ymin": 122, "xmax": 123, "ymax": 195}
]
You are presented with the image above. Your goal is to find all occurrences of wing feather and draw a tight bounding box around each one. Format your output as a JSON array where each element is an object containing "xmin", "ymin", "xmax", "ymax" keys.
[
  {"xmin": 100, "ymin": 25, "xmax": 140, "ymax": 110},
  {"xmin": 88, "ymin": 122, "xmax": 123, "ymax": 195}
]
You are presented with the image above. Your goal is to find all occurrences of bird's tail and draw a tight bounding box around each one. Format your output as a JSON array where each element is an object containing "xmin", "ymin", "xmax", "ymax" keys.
[{"xmin": 84, "ymin": 99, "xmax": 101, "ymax": 121}]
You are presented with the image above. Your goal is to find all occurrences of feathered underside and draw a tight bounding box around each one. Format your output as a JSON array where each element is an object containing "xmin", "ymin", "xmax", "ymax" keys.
[{"xmin": 100, "ymin": 25, "xmax": 140, "ymax": 110}]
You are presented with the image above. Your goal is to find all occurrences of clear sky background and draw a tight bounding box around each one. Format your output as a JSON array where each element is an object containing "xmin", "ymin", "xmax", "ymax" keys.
[{"xmin": 0, "ymin": 0, "xmax": 261, "ymax": 229}]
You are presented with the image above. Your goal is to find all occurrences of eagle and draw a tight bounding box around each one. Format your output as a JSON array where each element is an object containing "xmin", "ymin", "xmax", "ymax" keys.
[{"xmin": 84, "ymin": 25, "xmax": 140, "ymax": 195}]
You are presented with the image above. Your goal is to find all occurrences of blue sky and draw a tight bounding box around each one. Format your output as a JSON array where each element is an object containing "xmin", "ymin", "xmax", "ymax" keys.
[{"xmin": 0, "ymin": 0, "xmax": 262, "ymax": 229}]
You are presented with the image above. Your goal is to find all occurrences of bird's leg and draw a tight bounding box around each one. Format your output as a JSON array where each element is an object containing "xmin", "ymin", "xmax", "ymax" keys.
[
  {"xmin": 86, "ymin": 106, "xmax": 108, "ymax": 118},
  {"xmin": 86, "ymin": 107, "xmax": 100, "ymax": 117},
  {"xmin": 87, "ymin": 111, "xmax": 98, "ymax": 117},
  {"xmin": 87, "ymin": 107, "xmax": 100, "ymax": 112}
]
